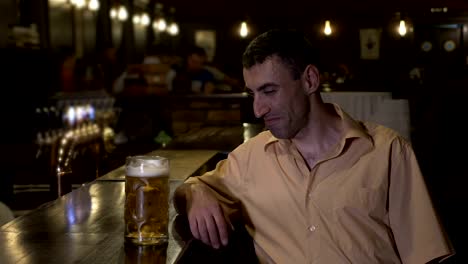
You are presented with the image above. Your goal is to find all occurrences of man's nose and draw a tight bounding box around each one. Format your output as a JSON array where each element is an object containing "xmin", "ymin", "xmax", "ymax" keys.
[{"xmin": 253, "ymin": 97, "xmax": 269, "ymax": 118}]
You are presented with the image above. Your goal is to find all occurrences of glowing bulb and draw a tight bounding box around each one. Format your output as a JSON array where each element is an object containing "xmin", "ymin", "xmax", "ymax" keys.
[
  {"xmin": 398, "ymin": 20, "xmax": 407, "ymax": 36},
  {"xmin": 324, "ymin": 20, "xmax": 332, "ymax": 36},
  {"xmin": 110, "ymin": 8, "xmax": 117, "ymax": 19},
  {"xmin": 133, "ymin": 15, "xmax": 141, "ymax": 25},
  {"xmin": 153, "ymin": 19, "xmax": 167, "ymax": 31},
  {"xmin": 140, "ymin": 13, "xmax": 150, "ymax": 26},
  {"xmin": 167, "ymin": 22, "xmax": 179, "ymax": 35},
  {"xmin": 157, "ymin": 19, "xmax": 166, "ymax": 31},
  {"xmin": 240, "ymin": 22, "xmax": 248, "ymax": 38},
  {"xmin": 74, "ymin": 0, "xmax": 85, "ymax": 8},
  {"xmin": 118, "ymin": 6, "xmax": 128, "ymax": 21},
  {"xmin": 88, "ymin": 0, "xmax": 99, "ymax": 11}
]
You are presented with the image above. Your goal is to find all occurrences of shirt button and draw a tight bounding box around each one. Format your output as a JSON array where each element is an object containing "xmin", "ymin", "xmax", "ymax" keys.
[{"xmin": 308, "ymin": 225, "xmax": 316, "ymax": 232}]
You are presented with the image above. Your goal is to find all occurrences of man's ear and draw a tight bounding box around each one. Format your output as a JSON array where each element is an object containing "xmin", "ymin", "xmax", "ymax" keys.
[{"xmin": 303, "ymin": 65, "xmax": 320, "ymax": 95}]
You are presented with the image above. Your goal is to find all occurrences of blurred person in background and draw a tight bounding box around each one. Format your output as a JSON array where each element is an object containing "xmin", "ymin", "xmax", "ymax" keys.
[
  {"xmin": 142, "ymin": 44, "xmax": 172, "ymax": 65},
  {"xmin": 204, "ymin": 63, "xmax": 242, "ymax": 92},
  {"xmin": 142, "ymin": 44, "xmax": 178, "ymax": 92},
  {"xmin": 58, "ymin": 47, "xmax": 77, "ymax": 92},
  {"xmin": 98, "ymin": 46, "xmax": 125, "ymax": 94},
  {"xmin": 170, "ymin": 45, "xmax": 216, "ymax": 95}
]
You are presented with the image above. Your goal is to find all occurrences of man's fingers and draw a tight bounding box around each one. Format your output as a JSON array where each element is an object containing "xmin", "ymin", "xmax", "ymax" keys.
[
  {"xmin": 188, "ymin": 216, "xmax": 200, "ymax": 240},
  {"xmin": 196, "ymin": 217, "xmax": 210, "ymax": 245},
  {"xmin": 205, "ymin": 214, "xmax": 220, "ymax": 249},
  {"xmin": 186, "ymin": 184, "xmax": 232, "ymax": 248},
  {"xmin": 213, "ymin": 211, "xmax": 229, "ymax": 246}
]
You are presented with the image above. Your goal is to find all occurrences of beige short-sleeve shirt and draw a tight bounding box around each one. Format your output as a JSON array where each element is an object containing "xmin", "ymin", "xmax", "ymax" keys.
[{"xmin": 185, "ymin": 104, "xmax": 454, "ymax": 263}]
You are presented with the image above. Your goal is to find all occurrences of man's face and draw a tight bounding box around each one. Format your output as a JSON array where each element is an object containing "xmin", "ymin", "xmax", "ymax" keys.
[
  {"xmin": 187, "ymin": 54, "xmax": 205, "ymax": 72},
  {"xmin": 243, "ymin": 56, "xmax": 310, "ymax": 139}
]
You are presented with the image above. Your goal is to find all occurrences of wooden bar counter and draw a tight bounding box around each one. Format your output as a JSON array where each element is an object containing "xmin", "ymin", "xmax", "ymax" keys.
[{"xmin": 0, "ymin": 149, "xmax": 220, "ymax": 264}]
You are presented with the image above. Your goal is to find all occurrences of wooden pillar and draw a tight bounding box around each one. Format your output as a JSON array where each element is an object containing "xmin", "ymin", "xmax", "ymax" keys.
[
  {"xmin": 146, "ymin": 0, "xmax": 156, "ymax": 49},
  {"xmin": 0, "ymin": 0, "xmax": 17, "ymax": 48},
  {"xmin": 36, "ymin": 0, "xmax": 50, "ymax": 49},
  {"xmin": 96, "ymin": 0, "xmax": 112, "ymax": 51},
  {"xmin": 74, "ymin": 8, "xmax": 84, "ymax": 57},
  {"xmin": 121, "ymin": 0, "xmax": 136, "ymax": 64}
]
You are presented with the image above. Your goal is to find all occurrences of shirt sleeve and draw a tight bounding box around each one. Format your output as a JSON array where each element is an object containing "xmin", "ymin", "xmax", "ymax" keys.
[
  {"xmin": 388, "ymin": 138, "xmax": 455, "ymax": 263},
  {"xmin": 184, "ymin": 150, "xmax": 246, "ymax": 221}
]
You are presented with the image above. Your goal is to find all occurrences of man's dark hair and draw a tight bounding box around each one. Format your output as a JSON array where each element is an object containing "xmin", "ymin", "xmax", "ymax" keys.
[{"xmin": 242, "ymin": 29, "xmax": 319, "ymax": 80}]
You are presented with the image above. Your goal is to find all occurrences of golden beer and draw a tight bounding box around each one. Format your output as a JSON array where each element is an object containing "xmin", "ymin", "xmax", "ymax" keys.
[{"xmin": 125, "ymin": 156, "xmax": 169, "ymax": 245}]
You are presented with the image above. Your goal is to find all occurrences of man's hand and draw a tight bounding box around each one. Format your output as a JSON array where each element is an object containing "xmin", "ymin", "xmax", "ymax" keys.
[{"xmin": 186, "ymin": 183, "xmax": 231, "ymax": 249}]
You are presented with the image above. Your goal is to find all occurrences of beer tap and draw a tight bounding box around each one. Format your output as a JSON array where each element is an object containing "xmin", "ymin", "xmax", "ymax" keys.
[
  {"xmin": 37, "ymin": 91, "xmax": 118, "ymax": 198},
  {"xmin": 53, "ymin": 130, "xmax": 75, "ymax": 197}
]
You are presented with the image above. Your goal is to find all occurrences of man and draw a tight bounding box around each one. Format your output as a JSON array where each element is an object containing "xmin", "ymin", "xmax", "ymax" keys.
[
  {"xmin": 170, "ymin": 45, "xmax": 216, "ymax": 94},
  {"xmin": 174, "ymin": 29, "xmax": 454, "ymax": 263}
]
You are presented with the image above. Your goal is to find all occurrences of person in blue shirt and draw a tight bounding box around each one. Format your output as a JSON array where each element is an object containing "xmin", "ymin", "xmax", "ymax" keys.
[{"xmin": 170, "ymin": 46, "xmax": 216, "ymax": 94}]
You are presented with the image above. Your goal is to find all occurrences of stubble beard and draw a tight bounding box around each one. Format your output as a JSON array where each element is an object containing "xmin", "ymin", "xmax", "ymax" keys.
[{"xmin": 267, "ymin": 119, "xmax": 298, "ymax": 139}]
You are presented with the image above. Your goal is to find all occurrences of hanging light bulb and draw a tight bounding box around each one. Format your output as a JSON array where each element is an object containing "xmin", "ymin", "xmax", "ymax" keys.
[
  {"xmin": 140, "ymin": 13, "xmax": 150, "ymax": 26},
  {"xmin": 158, "ymin": 19, "xmax": 167, "ymax": 31},
  {"xmin": 110, "ymin": 7, "xmax": 117, "ymax": 19},
  {"xmin": 167, "ymin": 22, "xmax": 179, "ymax": 35},
  {"xmin": 153, "ymin": 18, "xmax": 167, "ymax": 31},
  {"xmin": 88, "ymin": 0, "xmax": 99, "ymax": 11},
  {"xmin": 324, "ymin": 20, "xmax": 332, "ymax": 36},
  {"xmin": 239, "ymin": 21, "xmax": 248, "ymax": 38},
  {"xmin": 74, "ymin": 0, "xmax": 86, "ymax": 9},
  {"xmin": 133, "ymin": 15, "xmax": 141, "ymax": 25},
  {"xmin": 118, "ymin": 6, "xmax": 128, "ymax": 21},
  {"xmin": 398, "ymin": 20, "xmax": 407, "ymax": 36}
]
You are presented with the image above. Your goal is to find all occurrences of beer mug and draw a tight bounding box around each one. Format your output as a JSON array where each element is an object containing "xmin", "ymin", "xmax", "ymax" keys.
[
  {"xmin": 124, "ymin": 244, "xmax": 167, "ymax": 264},
  {"xmin": 125, "ymin": 156, "xmax": 169, "ymax": 245}
]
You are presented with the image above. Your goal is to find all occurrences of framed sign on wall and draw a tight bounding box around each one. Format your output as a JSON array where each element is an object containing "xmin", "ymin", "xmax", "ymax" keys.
[
  {"xmin": 195, "ymin": 30, "xmax": 216, "ymax": 62},
  {"xmin": 360, "ymin": 28, "xmax": 382, "ymax": 60}
]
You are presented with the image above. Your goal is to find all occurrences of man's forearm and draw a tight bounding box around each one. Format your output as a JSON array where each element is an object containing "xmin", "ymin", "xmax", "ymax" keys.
[{"xmin": 173, "ymin": 183, "xmax": 191, "ymax": 215}]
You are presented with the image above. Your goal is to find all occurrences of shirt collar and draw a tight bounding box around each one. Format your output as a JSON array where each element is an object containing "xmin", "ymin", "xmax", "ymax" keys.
[{"xmin": 263, "ymin": 103, "xmax": 373, "ymax": 152}]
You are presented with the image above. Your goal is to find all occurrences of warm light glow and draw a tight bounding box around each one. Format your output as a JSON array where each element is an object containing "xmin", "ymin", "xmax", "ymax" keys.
[
  {"xmin": 398, "ymin": 20, "xmax": 407, "ymax": 36},
  {"xmin": 240, "ymin": 22, "xmax": 248, "ymax": 38},
  {"xmin": 158, "ymin": 19, "xmax": 167, "ymax": 31},
  {"xmin": 49, "ymin": 0, "xmax": 68, "ymax": 6},
  {"xmin": 110, "ymin": 8, "xmax": 117, "ymax": 19},
  {"xmin": 167, "ymin": 22, "xmax": 179, "ymax": 35},
  {"xmin": 88, "ymin": 0, "xmax": 99, "ymax": 11},
  {"xmin": 133, "ymin": 15, "xmax": 141, "ymax": 25},
  {"xmin": 74, "ymin": 0, "xmax": 86, "ymax": 8},
  {"xmin": 140, "ymin": 13, "xmax": 150, "ymax": 26},
  {"xmin": 324, "ymin": 20, "xmax": 332, "ymax": 35},
  {"xmin": 118, "ymin": 6, "xmax": 128, "ymax": 21},
  {"xmin": 153, "ymin": 18, "xmax": 167, "ymax": 31}
]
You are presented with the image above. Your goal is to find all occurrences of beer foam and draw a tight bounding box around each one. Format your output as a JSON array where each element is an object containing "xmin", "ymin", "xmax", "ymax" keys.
[{"xmin": 126, "ymin": 166, "xmax": 169, "ymax": 177}]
